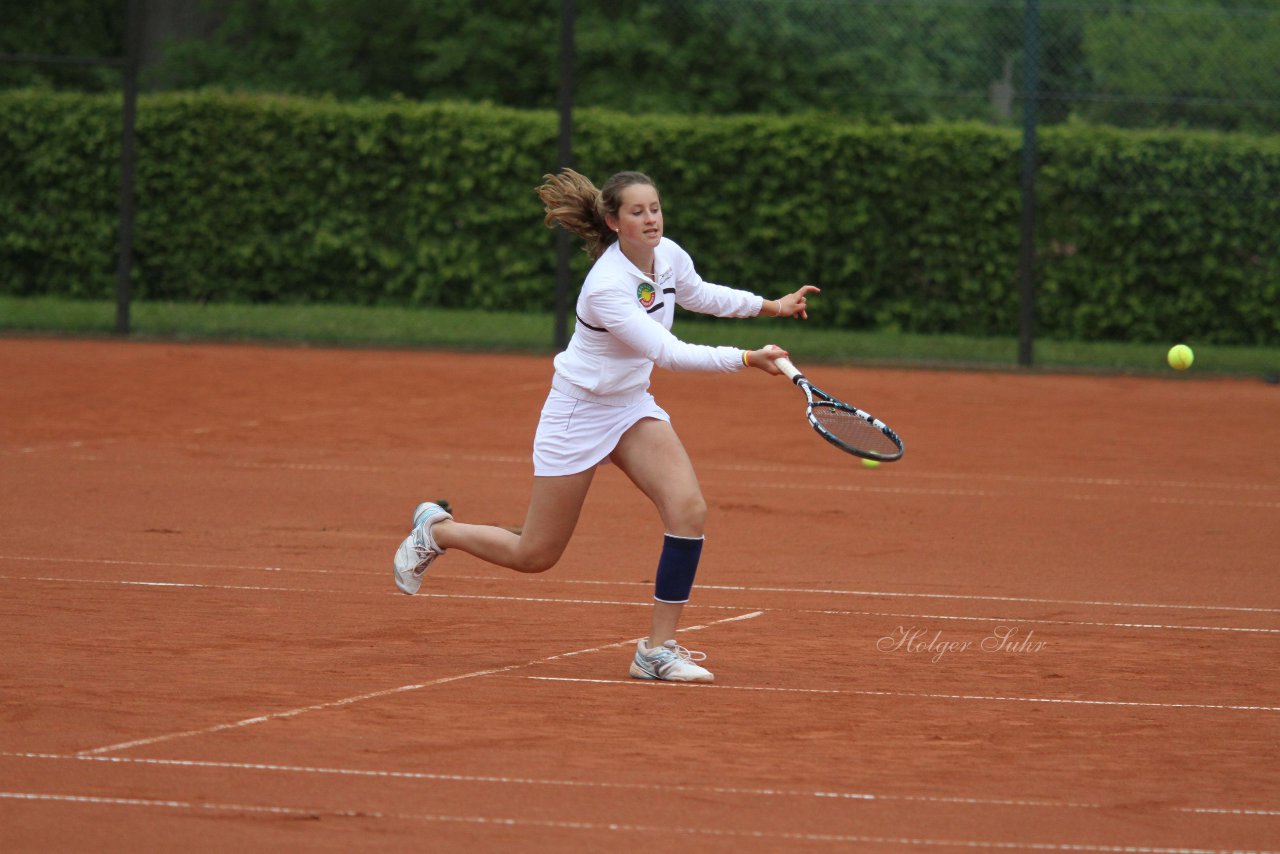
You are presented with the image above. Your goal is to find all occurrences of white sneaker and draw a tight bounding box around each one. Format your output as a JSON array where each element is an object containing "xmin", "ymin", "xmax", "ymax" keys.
[
  {"xmin": 629, "ymin": 639, "xmax": 714, "ymax": 683},
  {"xmin": 392, "ymin": 501, "xmax": 453, "ymax": 595}
]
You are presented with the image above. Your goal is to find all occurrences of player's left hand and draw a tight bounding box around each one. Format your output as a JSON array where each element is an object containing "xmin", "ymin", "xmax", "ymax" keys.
[{"xmin": 776, "ymin": 284, "xmax": 821, "ymax": 320}]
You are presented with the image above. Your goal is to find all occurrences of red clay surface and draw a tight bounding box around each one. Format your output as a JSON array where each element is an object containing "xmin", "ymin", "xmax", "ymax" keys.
[{"xmin": 2, "ymin": 337, "xmax": 1278, "ymax": 852}]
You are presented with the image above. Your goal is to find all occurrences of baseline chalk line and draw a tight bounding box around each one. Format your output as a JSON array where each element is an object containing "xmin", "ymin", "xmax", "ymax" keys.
[
  {"xmin": 6, "ymin": 751, "xmax": 1278, "ymax": 818},
  {"xmin": 527, "ymin": 677, "xmax": 1280, "ymax": 714},
  {"xmin": 0, "ymin": 791, "xmax": 1272, "ymax": 853}
]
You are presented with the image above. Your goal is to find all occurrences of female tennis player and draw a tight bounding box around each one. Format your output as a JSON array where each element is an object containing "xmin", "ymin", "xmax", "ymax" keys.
[{"xmin": 394, "ymin": 168, "xmax": 819, "ymax": 683}]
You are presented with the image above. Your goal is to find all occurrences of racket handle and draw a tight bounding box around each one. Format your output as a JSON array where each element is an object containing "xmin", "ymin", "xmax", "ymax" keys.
[{"xmin": 773, "ymin": 356, "xmax": 804, "ymax": 384}]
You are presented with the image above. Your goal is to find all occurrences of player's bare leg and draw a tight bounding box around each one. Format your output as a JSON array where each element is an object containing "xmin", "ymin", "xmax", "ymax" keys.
[
  {"xmin": 431, "ymin": 467, "xmax": 596, "ymax": 573},
  {"xmin": 610, "ymin": 418, "xmax": 707, "ymax": 647}
]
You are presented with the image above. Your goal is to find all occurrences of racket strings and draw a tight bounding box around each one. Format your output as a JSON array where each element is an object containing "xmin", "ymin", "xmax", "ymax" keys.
[{"xmin": 811, "ymin": 404, "xmax": 901, "ymax": 457}]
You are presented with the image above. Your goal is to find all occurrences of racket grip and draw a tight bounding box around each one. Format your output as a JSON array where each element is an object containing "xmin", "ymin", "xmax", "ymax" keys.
[{"xmin": 773, "ymin": 356, "xmax": 804, "ymax": 384}]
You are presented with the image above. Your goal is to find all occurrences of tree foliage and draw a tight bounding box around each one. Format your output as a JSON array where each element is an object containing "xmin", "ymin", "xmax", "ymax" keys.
[
  {"xmin": 4, "ymin": 1, "xmax": 1278, "ymax": 132},
  {"xmin": 0, "ymin": 0, "xmax": 125, "ymax": 92},
  {"xmin": 1080, "ymin": 2, "xmax": 1280, "ymax": 132}
]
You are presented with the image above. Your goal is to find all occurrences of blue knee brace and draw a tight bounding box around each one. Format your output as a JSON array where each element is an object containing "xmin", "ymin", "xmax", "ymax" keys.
[{"xmin": 653, "ymin": 533, "xmax": 704, "ymax": 604}]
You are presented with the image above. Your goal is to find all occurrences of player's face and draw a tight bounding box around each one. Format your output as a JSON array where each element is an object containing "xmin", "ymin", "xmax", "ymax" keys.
[{"xmin": 611, "ymin": 184, "xmax": 663, "ymax": 253}]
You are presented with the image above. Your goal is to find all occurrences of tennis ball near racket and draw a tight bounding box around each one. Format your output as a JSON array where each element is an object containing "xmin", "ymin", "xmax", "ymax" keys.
[
  {"xmin": 862, "ymin": 458, "xmax": 880, "ymax": 469},
  {"xmin": 1167, "ymin": 344, "xmax": 1194, "ymax": 371}
]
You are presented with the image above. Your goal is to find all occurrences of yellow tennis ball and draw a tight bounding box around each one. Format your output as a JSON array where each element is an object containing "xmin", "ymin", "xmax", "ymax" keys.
[
  {"xmin": 862, "ymin": 458, "xmax": 880, "ymax": 469},
  {"xmin": 1167, "ymin": 343, "xmax": 1194, "ymax": 371}
]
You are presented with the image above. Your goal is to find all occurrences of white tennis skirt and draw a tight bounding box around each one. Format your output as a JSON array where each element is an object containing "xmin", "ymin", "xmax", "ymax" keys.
[{"xmin": 532, "ymin": 389, "xmax": 670, "ymax": 477}]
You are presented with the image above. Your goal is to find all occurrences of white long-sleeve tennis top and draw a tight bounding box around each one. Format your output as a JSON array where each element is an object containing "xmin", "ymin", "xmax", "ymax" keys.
[{"xmin": 551, "ymin": 238, "xmax": 763, "ymax": 406}]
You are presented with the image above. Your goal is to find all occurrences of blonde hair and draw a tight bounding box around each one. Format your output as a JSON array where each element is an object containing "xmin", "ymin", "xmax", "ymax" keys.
[{"xmin": 536, "ymin": 168, "xmax": 657, "ymax": 260}]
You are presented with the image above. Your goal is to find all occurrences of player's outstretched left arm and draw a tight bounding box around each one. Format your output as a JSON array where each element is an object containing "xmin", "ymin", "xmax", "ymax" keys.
[{"xmin": 761, "ymin": 284, "xmax": 821, "ymax": 320}]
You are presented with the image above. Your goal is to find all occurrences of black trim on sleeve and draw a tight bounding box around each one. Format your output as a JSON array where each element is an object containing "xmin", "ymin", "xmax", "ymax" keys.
[{"xmin": 575, "ymin": 313, "xmax": 607, "ymax": 332}]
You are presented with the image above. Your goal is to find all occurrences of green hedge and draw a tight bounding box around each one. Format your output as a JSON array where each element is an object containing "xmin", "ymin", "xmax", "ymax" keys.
[
  {"xmin": 2, "ymin": 90, "xmax": 1277, "ymax": 344},
  {"xmin": 1037, "ymin": 128, "xmax": 1280, "ymax": 344}
]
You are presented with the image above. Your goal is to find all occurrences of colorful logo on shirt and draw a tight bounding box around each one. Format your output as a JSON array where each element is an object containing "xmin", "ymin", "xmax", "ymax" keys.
[{"xmin": 637, "ymin": 282, "xmax": 656, "ymax": 309}]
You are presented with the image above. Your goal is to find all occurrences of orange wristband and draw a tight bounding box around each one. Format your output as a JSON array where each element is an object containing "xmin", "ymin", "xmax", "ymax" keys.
[{"xmin": 742, "ymin": 350, "xmax": 751, "ymax": 368}]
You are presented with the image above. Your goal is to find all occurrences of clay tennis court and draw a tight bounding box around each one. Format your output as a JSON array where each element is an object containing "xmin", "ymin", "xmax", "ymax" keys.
[{"xmin": 2, "ymin": 337, "xmax": 1277, "ymax": 852}]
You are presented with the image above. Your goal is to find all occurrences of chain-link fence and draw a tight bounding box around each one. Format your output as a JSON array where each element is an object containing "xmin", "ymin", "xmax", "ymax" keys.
[
  {"xmin": 22, "ymin": 0, "xmax": 1265, "ymax": 136},
  {"xmin": 571, "ymin": 0, "xmax": 1278, "ymax": 135},
  {"xmin": 0, "ymin": 0, "xmax": 141, "ymax": 334},
  {"xmin": 4, "ymin": 1, "xmax": 1277, "ymax": 353},
  {"xmin": 561, "ymin": 1, "xmax": 1279, "ymax": 356}
]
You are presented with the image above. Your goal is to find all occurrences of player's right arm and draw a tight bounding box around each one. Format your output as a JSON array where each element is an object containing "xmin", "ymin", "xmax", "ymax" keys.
[{"xmin": 584, "ymin": 281, "xmax": 745, "ymax": 373}]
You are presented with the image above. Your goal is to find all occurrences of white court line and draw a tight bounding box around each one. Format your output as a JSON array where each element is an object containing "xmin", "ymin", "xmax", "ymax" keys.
[
  {"xmin": 528, "ymin": 676, "xmax": 1280, "ymax": 714},
  {"xmin": 1, "ymin": 555, "xmax": 301, "ymax": 573},
  {"xmin": 14, "ymin": 445, "xmax": 1280, "ymax": 507},
  {"xmin": 266, "ymin": 457, "xmax": 1280, "ymax": 508},
  {"xmin": 713, "ymin": 479, "xmax": 1280, "ymax": 510},
  {"xmin": 789, "ymin": 607, "xmax": 1280, "ymax": 635},
  {"xmin": 73, "ymin": 612, "xmax": 762, "ymax": 757},
  {"xmin": 7, "ymin": 554, "xmax": 1280, "ymax": 616},
  {"xmin": 709, "ymin": 462, "xmax": 1280, "ymax": 494},
  {"xmin": 0, "ymin": 575, "xmax": 371, "ymax": 597},
  {"xmin": 441, "ymin": 573, "xmax": 1280, "ymax": 616},
  {"xmin": 0, "ymin": 574, "xmax": 662, "ymax": 608},
  {"xmin": 9, "ymin": 752, "xmax": 1278, "ymax": 818},
  {"xmin": 19, "ymin": 439, "xmax": 1276, "ymax": 495},
  {"xmin": 67, "ymin": 453, "xmax": 1280, "ymax": 507},
  {"xmin": 0, "ymin": 791, "xmax": 1272, "ymax": 853},
  {"xmin": 4, "ymin": 572, "xmax": 1278, "ymax": 635}
]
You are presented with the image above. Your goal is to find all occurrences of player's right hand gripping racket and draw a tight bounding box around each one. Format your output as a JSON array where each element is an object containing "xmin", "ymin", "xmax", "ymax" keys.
[{"xmin": 774, "ymin": 357, "xmax": 904, "ymax": 463}]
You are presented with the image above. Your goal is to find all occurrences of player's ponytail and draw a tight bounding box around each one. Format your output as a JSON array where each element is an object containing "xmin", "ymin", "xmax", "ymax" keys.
[{"xmin": 537, "ymin": 169, "xmax": 657, "ymax": 261}]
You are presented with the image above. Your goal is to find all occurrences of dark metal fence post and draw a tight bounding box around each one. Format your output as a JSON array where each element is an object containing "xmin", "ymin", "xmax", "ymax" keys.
[
  {"xmin": 115, "ymin": 0, "xmax": 141, "ymax": 335},
  {"xmin": 1, "ymin": 6, "xmax": 140, "ymax": 334},
  {"xmin": 1016, "ymin": 0, "xmax": 1040, "ymax": 368},
  {"xmin": 553, "ymin": 0, "xmax": 576, "ymax": 351}
]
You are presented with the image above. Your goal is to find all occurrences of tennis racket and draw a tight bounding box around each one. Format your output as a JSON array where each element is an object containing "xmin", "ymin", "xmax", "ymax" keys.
[{"xmin": 774, "ymin": 357, "xmax": 904, "ymax": 462}]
